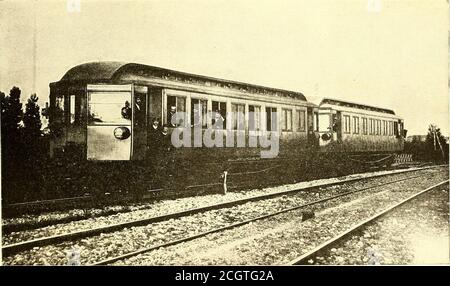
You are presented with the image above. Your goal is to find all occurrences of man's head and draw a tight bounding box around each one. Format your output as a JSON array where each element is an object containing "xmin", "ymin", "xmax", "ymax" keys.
[
  {"xmin": 162, "ymin": 124, "xmax": 169, "ymax": 135},
  {"xmin": 152, "ymin": 118, "xmax": 160, "ymax": 128}
]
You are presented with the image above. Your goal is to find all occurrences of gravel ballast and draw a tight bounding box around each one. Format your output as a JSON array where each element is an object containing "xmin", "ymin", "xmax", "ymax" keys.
[
  {"xmin": 111, "ymin": 170, "xmax": 448, "ymax": 265},
  {"xmin": 3, "ymin": 167, "xmax": 442, "ymax": 246},
  {"xmin": 3, "ymin": 167, "xmax": 446, "ymax": 265},
  {"xmin": 307, "ymin": 185, "xmax": 449, "ymax": 265}
]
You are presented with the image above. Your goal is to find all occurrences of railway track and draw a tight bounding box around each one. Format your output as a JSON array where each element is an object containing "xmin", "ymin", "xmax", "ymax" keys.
[
  {"xmin": 91, "ymin": 171, "xmax": 447, "ymax": 265},
  {"xmin": 2, "ymin": 161, "xmax": 434, "ymax": 215},
  {"xmin": 3, "ymin": 164, "xmax": 443, "ymax": 236},
  {"xmin": 2, "ymin": 165, "xmax": 446, "ymax": 265},
  {"xmin": 287, "ymin": 180, "xmax": 449, "ymax": 265}
]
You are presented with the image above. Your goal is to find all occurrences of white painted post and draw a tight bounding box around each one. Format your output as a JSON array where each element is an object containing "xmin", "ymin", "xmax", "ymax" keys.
[{"xmin": 222, "ymin": 171, "xmax": 228, "ymax": 195}]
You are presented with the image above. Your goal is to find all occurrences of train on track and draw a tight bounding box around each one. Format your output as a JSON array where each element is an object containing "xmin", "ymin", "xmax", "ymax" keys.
[
  {"xmin": 48, "ymin": 61, "xmax": 406, "ymax": 160},
  {"xmin": 44, "ymin": 61, "xmax": 407, "ymax": 194}
]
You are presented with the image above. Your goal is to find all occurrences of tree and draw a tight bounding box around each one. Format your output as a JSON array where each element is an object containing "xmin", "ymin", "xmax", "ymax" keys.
[
  {"xmin": 1, "ymin": 87, "xmax": 23, "ymax": 159},
  {"xmin": 23, "ymin": 93, "xmax": 42, "ymax": 138},
  {"xmin": 1, "ymin": 87, "xmax": 23, "ymax": 134},
  {"xmin": 425, "ymin": 124, "xmax": 448, "ymax": 161}
]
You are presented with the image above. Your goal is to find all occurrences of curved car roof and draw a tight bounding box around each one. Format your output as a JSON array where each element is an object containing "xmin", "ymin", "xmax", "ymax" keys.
[
  {"xmin": 57, "ymin": 61, "xmax": 307, "ymax": 101},
  {"xmin": 320, "ymin": 98, "xmax": 396, "ymax": 115}
]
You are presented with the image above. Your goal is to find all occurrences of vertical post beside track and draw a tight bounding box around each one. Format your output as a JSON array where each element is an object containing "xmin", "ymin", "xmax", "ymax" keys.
[{"xmin": 222, "ymin": 171, "xmax": 228, "ymax": 195}]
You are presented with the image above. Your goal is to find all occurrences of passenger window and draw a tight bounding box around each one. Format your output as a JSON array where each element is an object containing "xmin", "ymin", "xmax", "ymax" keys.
[
  {"xmin": 362, "ymin": 118, "xmax": 368, "ymax": 135},
  {"xmin": 296, "ymin": 110, "xmax": 306, "ymax": 132},
  {"xmin": 249, "ymin": 105, "xmax": 261, "ymax": 131},
  {"xmin": 53, "ymin": 94, "xmax": 65, "ymax": 124},
  {"xmin": 167, "ymin": 95, "xmax": 186, "ymax": 127},
  {"xmin": 191, "ymin": 98, "xmax": 207, "ymax": 128},
  {"xmin": 282, "ymin": 109, "xmax": 292, "ymax": 131},
  {"xmin": 212, "ymin": 101, "xmax": 227, "ymax": 129},
  {"xmin": 313, "ymin": 112, "xmax": 319, "ymax": 132},
  {"xmin": 266, "ymin": 107, "xmax": 278, "ymax": 132},
  {"xmin": 343, "ymin": 115, "xmax": 351, "ymax": 133},
  {"xmin": 353, "ymin": 117, "xmax": 359, "ymax": 134},
  {"xmin": 231, "ymin": 103, "xmax": 245, "ymax": 130},
  {"xmin": 88, "ymin": 92, "xmax": 132, "ymax": 125},
  {"xmin": 69, "ymin": 95, "xmax": 76, "ymax": 124}
]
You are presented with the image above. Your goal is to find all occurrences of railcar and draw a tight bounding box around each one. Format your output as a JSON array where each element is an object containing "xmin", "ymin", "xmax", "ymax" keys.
[
  {"xmin": 48, "ymin": 62, "xmax": 319, "ymax": 162},
  {"xmin": 44, "ymin": 62, "xmax": 407, "ymax": 196},
  {"xmin": 315, "ymin": 98, "xmax": 406, "ymax": 162}
]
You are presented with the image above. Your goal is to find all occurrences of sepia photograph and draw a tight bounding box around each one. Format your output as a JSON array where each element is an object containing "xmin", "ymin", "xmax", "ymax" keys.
[{"xmin": 0, "ymin": 0, "xmax": 449, "ymax": 272}]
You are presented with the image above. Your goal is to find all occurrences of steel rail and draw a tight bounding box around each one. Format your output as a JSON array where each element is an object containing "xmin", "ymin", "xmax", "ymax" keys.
[
  {"xmin": 1, "ymin": 165, "xmax": 444, "ymax": 257},
  {"xmin": 5, "ymin": 164, "xmax": 434, "ymax": 234},
  {"xmin": 287, "ymin": 179, "xmax": 449, "ymax": 265},
  {"xmin": 3, "ymin": 164, "xmax": 442, "ymax": 209},
  {"xmin": 91, "ymin": 173, "xmax": 436, "ymax": 265}
]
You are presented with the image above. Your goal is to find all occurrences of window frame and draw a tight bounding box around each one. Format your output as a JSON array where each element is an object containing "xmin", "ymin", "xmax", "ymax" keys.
[
  {"xmin": 362, "ymin": 117, "xmax": 368, "ymax": 135},
  {"xmin": 190, "ymin": 97, "xmax": 208, "ymax": 128},
  {"xmin": 211, "ymin": 100, "xmax": 227, "ymax": 130},
  {"xmin": 266, "ymin": 106, "xmax": 278, "ymax": 132},
  {"xmin": 353, "ymin": 116, "xmax": 360, "ymax": 134},
  {"xmin": 282, "ymin": 108, "xmax": 293, "ymax": 132},
  {"xmin": 231, "ymin": 102, "xmax": 246, "ymax": 131},
  {"xmin": 248, "ymin": 104, "xmax": 261, "ymax": 131},
  {"xmin": 166, "ymin": 94, "xmax": 187, "ymax": 127},
  {"xmin": 343, "ymin": 115, "xmax": 351, "ymax": 134},
  {"xmin": 296, "ymin": 110, "xmax": 306, "ymax": 132}
]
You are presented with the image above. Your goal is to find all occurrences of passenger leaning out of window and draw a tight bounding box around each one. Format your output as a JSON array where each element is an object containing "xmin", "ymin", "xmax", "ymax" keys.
[{"xmin": 168, "ymin": 105, "xmax": 178, "ymax": 127}]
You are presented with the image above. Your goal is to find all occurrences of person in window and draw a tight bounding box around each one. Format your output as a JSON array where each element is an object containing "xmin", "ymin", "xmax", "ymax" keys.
[
  {"xmin": 121, "ymin": 101, "xmax": 132, "ymax": 120},
  {"xmin": 135, "ymin": 97, "xmax": 142, "ymax": 111},
  {"xmin": 134, "ymin": 96, "xmax": 145, "ymax": 126},
  {"xmin": 168, "ymin": 105, "xmax": 178, "ymax": 127},
  {"xmin": 212, "ymin": 110, "xmax": 225, "ymax": 129},
  {"xmin": 192, "ymin": 105, "xmax": 206, "ymax": 128}
]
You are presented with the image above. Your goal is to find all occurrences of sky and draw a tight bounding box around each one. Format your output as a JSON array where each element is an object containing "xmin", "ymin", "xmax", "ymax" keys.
[{"xmin": 0, "ymin": 0, "xmax": 448, "ymax": 135}]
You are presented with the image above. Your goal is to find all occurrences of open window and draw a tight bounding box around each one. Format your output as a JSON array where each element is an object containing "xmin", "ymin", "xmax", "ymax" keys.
[
  {"xmin": 66, "ymin": 92, "xmax": 85, "ymax": 126},
  {"xmin": 266, "ymin": 106, "xmax": 277, "ymax": 132},
  {"xmin": 249, "ymin": 105, "xmax": 261, "ymax": 131},
  {"xmin": 167, "ymin": 95, "xmax": 186, "ymax": 127},
  {"xmin": 282, "ymin": 109, "xmax": 292, "ymax": 131},
  {"xmin": 362, "ymin": 117, "xmax": 368, "ymax": 135},
  {"xmin": 191, "ymin": 98, "xmax": 207, "ymax": 128},
  {"xmin": 231, "ymin": 103, "xmax": 245, "ymax": 130},
  {"xmin": 353, "ymin": 116, "xmax": 359, "ymax": 134},
  {"xmin": 52, "ymin": 94, "xmax": 65, "ymax": 124},
  {"xmin": 212, "ymin": 101, "xmax": 227, "ymax": 129},
  {"xmin": 296, "ymin": 110, "xmax": 306, "ymax": 132},
  {"xmin": 343, "ymin": 115, "xmax": 351, "ymax": 134}
]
